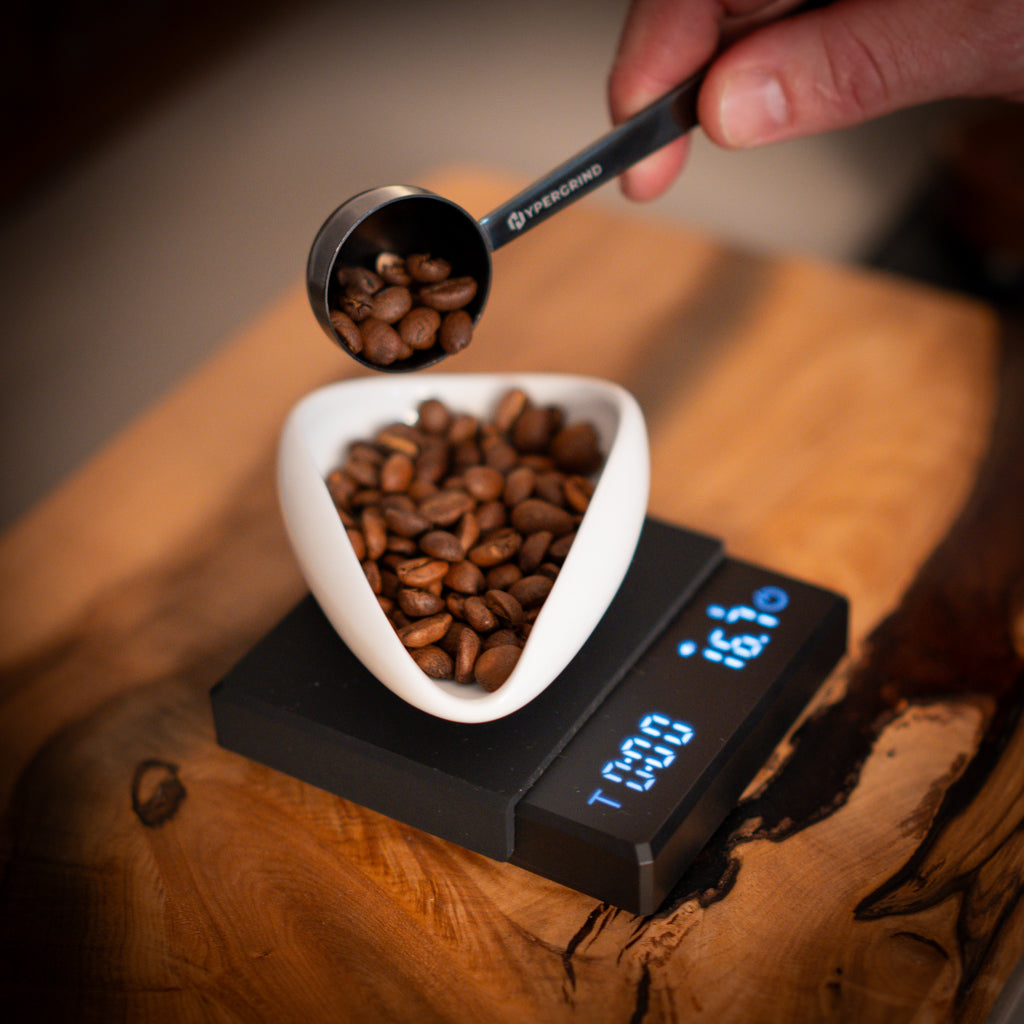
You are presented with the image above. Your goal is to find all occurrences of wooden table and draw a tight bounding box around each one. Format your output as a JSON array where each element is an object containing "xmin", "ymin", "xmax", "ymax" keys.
[{"xmin": 2, "ymin": 167, "xmax": 1022, "ymax": 1023}]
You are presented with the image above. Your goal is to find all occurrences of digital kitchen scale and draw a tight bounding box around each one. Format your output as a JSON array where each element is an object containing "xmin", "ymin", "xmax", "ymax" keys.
[{"xmin": 211, "ymin": 517, "xmax": 847, "ymax": 915}]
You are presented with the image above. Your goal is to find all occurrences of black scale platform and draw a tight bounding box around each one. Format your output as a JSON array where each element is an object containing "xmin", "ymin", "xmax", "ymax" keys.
[{"xmin": 211, "ymin": 517, "xmax": 846, "ymax": 915}]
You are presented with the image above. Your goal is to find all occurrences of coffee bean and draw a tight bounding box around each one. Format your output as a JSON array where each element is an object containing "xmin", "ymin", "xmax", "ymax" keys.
[
  {"xmin": 503, "ymin": 465, "xmax": 535, "ymax": 506},
  {"xmin": 419, "ymin": 488, "xmax": 475, "ymax": 526},
  {"xmin": 411, "ymin": 645, "xmax": 454, "ymax": 678},
  {"xmin": 375, "ymin": 252, "xmax": 412, "ymax": 286},
  {"xmin": 439, "ymin": 310, "xmax": 473, "ymax": 354},
  {"xmin": 361, "ymin": 506, "xmax": 388, "ymax": 560},
  {"xmin": 419, "ymin": 529, "xmax": 464, "ymax": 561},
  {"xmin": 417, "ymin": 398, "xmax": 451, "ymax": 434},
  {"xmin": 359, "ymin": 318, "xmax": 408, "ymax": 366},
  {"xmin": 453, "ymin": 626, "xmax": 481, "ymax": 685},
  {"xmin": 417, "ymin": 276, "xmax": 478, "ymax": 312},
  {"xmin": 510, "ymin": 498, "xmax": 574, "ymax": 537},
  {"xmin": 398, "ymin": 587, "xmax": 446, "ymax": 618},
  {"xmin": 341, "ymin": 266, "xmax": 383, "ymax": 294},
  {"xmin": 329, "ymin": 309, "xmax": 363, "ymax": 353},
  {"xmin": 398, "ymin": 306, "xmax": 441, "ymax": 350},
  {"xmin": 468, "ymin": 527, "xmax": 522, "ymax": 567},
  {"xmin": 564, "ymin": 474, "xmax": 594, "ymax": 513},
  {"xmin": 484, "ymin": 589, "xmax": 524, "ymax": 626},
  {"xmin": 443, "ymin": 559, "xmax": 485, "ymax": 594},
  {"xmin": 398, "ymin": 612, "xmax": 453, "ymax": 649},
  {"xmin": 370, "ymin": 285, "xmax": 413, "ymax": 324},
  {"xmin": 406, "ymin": 253, "xmax": 451, "ymax": 282},
  {"xmin": 395, "ymin": 556, "xmax": 449, "ymax": 588},
  {"xmin": 463, "ymin": 465, "xmax": 504, "ymax": 502},
  {"xmin": 485, "ymin": 563, "xmax": 522, "ymax": 591},
  {"xmin": 380, "ymin": 451, "xmax": 415, "ymax": 493},
  {"xmin": 493, "ymin": 388, "xmax": 528, "ymax": 432},
  {"xmin": 511, "ymin": 405, "xmax": 556, "ymax": 452},
  {"xmin": 464, "ymin": 595, "xmax": 498, "ymax": 633},
  {"xmin": 509, "ymin": 574, "xmax": 554, "ymax": 608},
  {"xmin": 474, "ymin": 644, "xmax": 521, "ymax": 691},
  {"xmin": 517, "ymin": 529, "xmax": 552, "ymax": 573},
  {"xmin": 551, "ymin": 422, "xmax": 603, "ymax": 474}
]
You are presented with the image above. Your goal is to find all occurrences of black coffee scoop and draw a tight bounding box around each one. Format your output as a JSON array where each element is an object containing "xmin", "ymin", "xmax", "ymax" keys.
[{"xmin": 307, "ymin": 71, "xmax": 704, "ymax": 372}]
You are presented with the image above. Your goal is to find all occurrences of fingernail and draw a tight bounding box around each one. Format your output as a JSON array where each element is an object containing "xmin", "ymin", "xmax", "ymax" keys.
[{"xmin": 719, "ymin": 70, "xmax": 789, "ymax": 147}]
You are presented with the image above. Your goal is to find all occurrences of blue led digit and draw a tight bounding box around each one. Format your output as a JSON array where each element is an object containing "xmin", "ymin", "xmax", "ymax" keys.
[{"xmin": 590, "ymin": 714, "xmax": 694, "ymax": 808}]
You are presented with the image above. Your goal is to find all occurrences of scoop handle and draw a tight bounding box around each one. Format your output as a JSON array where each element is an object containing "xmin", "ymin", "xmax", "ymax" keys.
[{"xmin": 478, "ymin": 70, "xmax": 703, "ymax": 252}]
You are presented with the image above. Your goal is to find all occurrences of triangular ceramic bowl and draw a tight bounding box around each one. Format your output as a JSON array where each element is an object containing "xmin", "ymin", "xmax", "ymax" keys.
[{"xmin": 278, "ymin": 372, "xmax": 649, "ymax": 722}]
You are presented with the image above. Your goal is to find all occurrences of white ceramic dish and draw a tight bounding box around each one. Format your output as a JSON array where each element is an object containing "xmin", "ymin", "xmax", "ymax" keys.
[{"xmin": 278, "ymin": 372, "xmax": 649, "ymax": 722}]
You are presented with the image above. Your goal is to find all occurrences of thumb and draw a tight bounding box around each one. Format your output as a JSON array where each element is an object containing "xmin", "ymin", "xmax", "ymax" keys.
[{"xmin": 699, "ymin": 0, "xmax": 1011, "ymax": 148}]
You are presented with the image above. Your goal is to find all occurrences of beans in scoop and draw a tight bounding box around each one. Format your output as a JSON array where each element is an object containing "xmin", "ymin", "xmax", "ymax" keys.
[
  {"xmin": 329, "ymin": 252, "xmax": 479, "ymax": 367},
  {"xmin": 324, "ymin": 388, "xmax": 605, "ymax": 691}
]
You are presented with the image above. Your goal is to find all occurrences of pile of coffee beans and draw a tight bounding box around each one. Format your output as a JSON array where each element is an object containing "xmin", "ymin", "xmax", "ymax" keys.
[
  {"xmin": 325, "ymin": 388, "xmax": 605, "ymax": 691},
  {"xmin": 329, "ymin": 252, "xmax": 479, "ymax": 367}
]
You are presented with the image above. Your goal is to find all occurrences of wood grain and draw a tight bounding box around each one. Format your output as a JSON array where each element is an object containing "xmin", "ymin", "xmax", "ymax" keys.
[{"xmin": 2, "ymin": 168, "xmax": 1019, "ymax": 1023}]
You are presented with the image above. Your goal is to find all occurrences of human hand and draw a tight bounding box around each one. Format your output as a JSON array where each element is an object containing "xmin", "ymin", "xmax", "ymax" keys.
[{"xmin": 608, "ymin": 0, "xmax": 1024, "ymax": 200}]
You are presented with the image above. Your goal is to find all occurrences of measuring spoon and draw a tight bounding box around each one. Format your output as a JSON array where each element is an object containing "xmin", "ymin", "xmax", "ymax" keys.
[{"xmin": 306, "ymin": 70, "xmax": 704, "ymax": 371}]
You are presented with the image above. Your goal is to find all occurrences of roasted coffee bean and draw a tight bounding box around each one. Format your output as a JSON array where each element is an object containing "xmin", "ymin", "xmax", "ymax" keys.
[
  {"xmin": 360, "ymin": 317, "xmax": 408, "ymax": 366},
  {"xmin": 375, "ymin": 252, "xmax": 412, "ymax": 286},
  {"xmin": 455, "ymin": 511, "xmax": 481, "ymax": 553},
  {"xmin": 493, "ymin": 388, "xmax": 527, "ymax": 432},
  {"xmin": 484, "ymin": 589, "xmax": 524, "ymax": 626},
  {"xmin": 383, "ymin": 504, "xmax": 430, "ymax": 538},
  {"xmin": 419, "ymin": 529, "xmax": 464, "ymax": 561},
  {"xmin": 346, "ymin": 528, "xmax": 366, "ymax": 561},
  {"xmin": 396, "ymin": 556, "xmax": 449, "ymax": 588},
  {"xmin": 517, "ymin": 529, "xmax": 552, "ymax": 573},
  {"xmin": 468, "ymin": 527, "xmax": 521, "ymax": 567},
  {"xmin": 419, "ymin": 488, "xmax": 475, "ymax": 526},
  {"xmin": 548, "ymin": 532, "xmax": 576, "ymax": 560},
  {"xmin": 564, "ymin": 474, "xmax": 594, "ymax": 513},
  {"xmin": 475, "ymin": 500, "xmax": 507, "ymax": 531},
  {"xmin": 361, "ymin": 506, "xmax": 388, "ymax": 560},
  {"xmin": 482, "ymin": 628, "xmax": 523, "ymax": 651},
  {"xmin": 398, "ymin": 612, "xmax": 452, "ymax": 649},
  {"xmin": 362, "ymin": 560, "xmax": 382, "ymax": 594},
  {"xmin": 503, "ymin": 465, "xmax": 535, "ymax": 506},
  {"xmin": 398, "ymin": 587, "xmax": 445, "ymax": 618},
  {"xmin": 463, "ymin": 465, "xmax": 504, "ymax": 502},
  {"xmin": 341, "ymin": 266, "xmax": 383, "ymax": 293},
  {"xmin": 380, "ymin": 451, "xmax": 415, "ymax": 493},
  {"xmin": 406, "ymin": 253, "xmax": 451, "ymax": 282},
  {"xmin": 370, "ymin": 285, "xmax": 413, "ymax": 324},
  {"xmin": 398, "ymin": 306, "xmax": 441, "ymax": 350},
  {"xmin": 329, "ymin": 309, "xmax": 363, "ymax": 353},
  {"xmin": 485, "ymin": 563, "xmax": 522, "ymax": 591},
  {"xmin": 439, "ymin": 310, "xmax": 473, "ymax": 354},
  {"xmin": 417, "ymin": 398, "xmax": 451, "ymax": 434},
  {"xmin": 509, "ymin": 574, "xmax": 554, "ymax": 608},
  {"xmin": 464, "ymin": 595, "xmax": 498, "ymax": 633},
  {"xmin": 510, "ymin": 498, "xmax": 574, "ymax": 537},
  {"xmin": 447, "ymin": 413, "xmax": 477, "ymax": 444},
  {"xmin": 376, "ymin": 422, "xmax": 421, "ymax": 455},
  {"xmin": 551, "ymin": 422, "xmax": 603, "ymax": 474},
  {"xmin": 474, "ymin": 644, "xmax": 521, "ymax": 691},
  {"xmin": 482, "ymin": 436, "xmax": 518, "ymax": 473},
  {"xmin": 417, "ymin": 276, "xmax": 477, "ymax": 312},
  {"xmin": 511, "ymin": 405, "xmax": 556, "ymax": 452},
  {"xmin": 386, "ymin": 534, "xmax": 418, "ymax": 556},
  {"xmin": 411, "ymin": 645, "xmax": 454, "ymax": 678},
  {"xmin": 453, "ymin": 626, "xmax": 481, "ymax": 685},
  {"xmin": 443, "ymin": 559, "xmax": 485, "ymax": 594}
]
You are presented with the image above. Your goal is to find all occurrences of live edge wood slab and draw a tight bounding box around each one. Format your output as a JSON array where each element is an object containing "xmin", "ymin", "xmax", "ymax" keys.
[{"xmin": 1, "ymin": 167, "xmax": 1021, "ymax": 1023}]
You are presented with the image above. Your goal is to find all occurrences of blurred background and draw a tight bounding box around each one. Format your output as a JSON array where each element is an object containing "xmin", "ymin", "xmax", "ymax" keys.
[{"xmin": 1, "ymin": 0, "xmax": 1020, "ymax": 530}]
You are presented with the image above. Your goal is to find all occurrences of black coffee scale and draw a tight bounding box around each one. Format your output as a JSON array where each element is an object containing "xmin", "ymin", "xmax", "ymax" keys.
[{"xmin": 211, "ymin": 516, "xmax": 846, "ymax": 915}]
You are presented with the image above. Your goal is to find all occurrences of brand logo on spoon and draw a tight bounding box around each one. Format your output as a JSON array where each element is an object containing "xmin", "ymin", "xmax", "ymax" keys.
[{"xmin": 506, "ymin": 163, "xmax": 603, "ymax": 233}]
